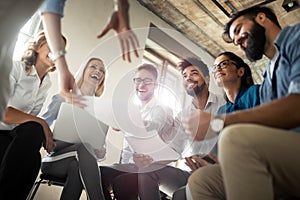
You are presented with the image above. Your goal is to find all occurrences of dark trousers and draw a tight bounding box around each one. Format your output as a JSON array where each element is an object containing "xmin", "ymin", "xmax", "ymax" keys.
[
  {"xmin": 0, "ymin": 121, "xmax": 44, "ymax": 199},
  {"xmin": 100, "ymin": 165, "xmax": 133, "ymax": 200},
  {"xmin": 101, "ymin": 164, "xmax": 190, "ymax": 200}
]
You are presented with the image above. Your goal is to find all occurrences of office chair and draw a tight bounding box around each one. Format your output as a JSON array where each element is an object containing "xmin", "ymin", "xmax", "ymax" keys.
[
  {"xmin": 27, "ymin": 172, "xmax": 115, "ymax": 200},
  {"xmin": 27, "ymin": 173, "xmax": 67, "ymax": 200}
]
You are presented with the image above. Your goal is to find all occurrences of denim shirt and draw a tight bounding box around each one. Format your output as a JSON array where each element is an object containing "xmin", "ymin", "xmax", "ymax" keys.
[
  {"xmin": 39, "ymin": 0, "xmax": 66, "ymax": 17},
  {"xmin": 260, "ymin": 22, "xmax": 300, "ymax": 132},
  {"xmin": 41, "ymin": 94, "xmax": 65, "ymax": 126}
]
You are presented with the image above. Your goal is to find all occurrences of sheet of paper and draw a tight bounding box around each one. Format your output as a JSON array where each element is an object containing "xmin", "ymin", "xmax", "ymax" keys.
[
  {"xmin": 84, "ymin": 96, "xmax": 119, "ymax": 129},
  {"xmin": 53, "ymin": 103, "xmax": 108, "ymax": 149},
  {"xmin": 125, "ymin": 131, "xmax": 181, "ymax": 162},
  {"xmin": 87, "ymin": 96, "xmax": 150, "ymax": 137}
]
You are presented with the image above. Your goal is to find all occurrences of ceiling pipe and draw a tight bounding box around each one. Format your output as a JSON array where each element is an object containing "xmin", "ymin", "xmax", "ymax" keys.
[
  {"xmin": 224, "ymin": 1, "xmax": 238, "ymax": 16},
  {"xmin": 210, "ymin": 0, "xmax": 231, "ymax": 17},
  {"xmin": 213, "ymin": 0, "xmax": 276, "ymax": 18},
  {"xmin": 192, "ymin": 0, "xmax": 224, "ymax": 26}
]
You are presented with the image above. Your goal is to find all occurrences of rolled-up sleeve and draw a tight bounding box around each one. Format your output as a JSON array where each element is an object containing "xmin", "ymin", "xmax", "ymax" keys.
[
  {"xmin": 39, "ymin": 0, "xmax": 66, "ymax": 17},
  {"xmin": 288, "ymin": 81, "xmax": 300, "ymax": 94}
]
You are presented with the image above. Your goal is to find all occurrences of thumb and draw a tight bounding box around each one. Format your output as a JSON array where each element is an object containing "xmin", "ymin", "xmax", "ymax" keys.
[{"xmin": 97, "ymin": 25, "xmax": 111, "ymax": 39}]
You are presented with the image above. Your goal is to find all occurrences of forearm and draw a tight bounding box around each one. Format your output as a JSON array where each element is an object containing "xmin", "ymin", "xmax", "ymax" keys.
[
  {"xmin": 224, "ymin": 94, "xmax": 300, "ymax": 129},
  {"xmin": 41, "ymin": 12, "xmax": 69, "ymax": 74},
  {"xmin": 116, "ymin": 0, "xmax": 130, "ymax": 30},
  {"xmin": 42, "ymin": 12, "xmax": 63, "ymax": 54},
  {"xmin": 3, "ymin": 107, "xmax": 44, "ymax": 125}
]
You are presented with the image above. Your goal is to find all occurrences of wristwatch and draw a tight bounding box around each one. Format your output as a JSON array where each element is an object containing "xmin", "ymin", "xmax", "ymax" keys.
[{"xmin": 210, "ymin": 116, "xmax": 224, "ymax": 133}]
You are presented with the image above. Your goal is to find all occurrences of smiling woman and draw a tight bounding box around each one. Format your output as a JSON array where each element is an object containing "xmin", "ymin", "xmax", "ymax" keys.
[{"xmin": 40, "ymin": 56, "xmax": 109, "ymax": 200}]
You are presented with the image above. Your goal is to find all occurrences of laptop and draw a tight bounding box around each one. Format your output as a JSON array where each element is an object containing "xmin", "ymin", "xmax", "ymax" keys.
[{"xmin": 53, "ymin": 102, "xmax": 109, "ymax": 149}]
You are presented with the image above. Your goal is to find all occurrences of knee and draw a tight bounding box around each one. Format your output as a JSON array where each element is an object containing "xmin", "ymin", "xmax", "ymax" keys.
[
  {"xmin": 219, "ymin": 124, "xmax": 258, "ymax": 163},
  {"xmin": 172, "ymin": 186, "xmax": 186, "ymax": 200},
  {"xmin": 15, "ymin": 121, "xmax": 44, "ymax": 143},
  {"xmin": 12, "ymin": 121, "xmax": 44, "ymax": 152},
  {"xmin": 188, "ymin": 167, "xmax": 208, "ymax": 190},
  {"xmin": 113, "ymin": 174, "xmax": 138, "ymax": 199},
  {"xmin": 76, "ymin": 143, "xmax": 94, "ymax": 156}
]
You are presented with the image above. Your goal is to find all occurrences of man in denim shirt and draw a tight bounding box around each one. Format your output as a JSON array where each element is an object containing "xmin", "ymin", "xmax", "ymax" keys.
[{"xmin": 185, "ymin": 6, "xmax": 300, "ymax": 200}]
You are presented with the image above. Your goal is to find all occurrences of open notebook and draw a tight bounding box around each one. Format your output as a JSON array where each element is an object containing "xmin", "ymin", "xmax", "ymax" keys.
[{"xmin": 53, "ymin": 102, "xmax": 108, "ymax": 149}]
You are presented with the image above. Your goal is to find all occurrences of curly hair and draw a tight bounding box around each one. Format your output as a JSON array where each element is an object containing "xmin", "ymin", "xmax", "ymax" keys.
[{"xmin": 21, "ymin": 31, "xmax": 67, "ymax": 75}]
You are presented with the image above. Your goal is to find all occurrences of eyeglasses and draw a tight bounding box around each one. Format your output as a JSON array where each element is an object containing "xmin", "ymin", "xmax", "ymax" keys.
[
  {"xmin": 210, "ymin": 60, "xmax": 236, "ymax": 73},
  {"xmin": 133, "ymin": 78, "xmax": 154, "ymax": 85}
]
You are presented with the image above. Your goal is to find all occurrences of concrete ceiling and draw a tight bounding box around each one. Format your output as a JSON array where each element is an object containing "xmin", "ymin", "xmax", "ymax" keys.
[{"xmin": 137, "ymin": 0, "xmax": 300, "ymax": 83}]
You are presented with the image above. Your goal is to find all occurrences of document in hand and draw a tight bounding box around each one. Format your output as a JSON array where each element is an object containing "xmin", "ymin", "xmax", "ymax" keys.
[
  {"xmin": 125, "ymin": 131, "xmax": 181, "ymax": 162},
  {"xmin": 53, "ymin": 103, "xmax": 109, "ymax": 149}
]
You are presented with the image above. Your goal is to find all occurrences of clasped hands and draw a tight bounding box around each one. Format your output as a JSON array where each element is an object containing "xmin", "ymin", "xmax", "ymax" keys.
[
  {"xmin": 185, "ymin": 153, "xmax": 218, "ymax": 171},
  {"xmin": 133, "ymin": 153, "xmax": 153, "ymax": 168}
]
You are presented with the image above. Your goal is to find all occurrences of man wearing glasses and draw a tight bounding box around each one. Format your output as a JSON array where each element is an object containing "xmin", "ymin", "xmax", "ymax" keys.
[
  {"xmin": 185, "ymin": 6, "xmax": 300, "ymax": 200},
  {"xmin": 101, "ymin": 63, "xmax": 189, "ymax": 200}
]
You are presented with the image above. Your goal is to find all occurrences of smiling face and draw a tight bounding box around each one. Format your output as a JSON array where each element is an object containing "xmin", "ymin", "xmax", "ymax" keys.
[
  {"xmin": 38, "ymin": 36, "xmax": 66, "ymax": 68},
  {"xmin": 83, "ymin": 59, "xmax": 105, "ymax": 88},
  {"xmin": 213, "ymin": 55, "xmax": 244, "ymax": 87},
  {"xmin": 182, "ymin": 65, "xmax": 207, "ymax": 97},
  {"xmin": 134, "ymin": 69, "xmax": 156, "ymax": 103},
  {"xmin": 229, "ymin": 16, "xmax": 266, "ymax": 62},
  {"xmin": 37, "ymin": 42, "xmax": 54, "ymax": 67}
]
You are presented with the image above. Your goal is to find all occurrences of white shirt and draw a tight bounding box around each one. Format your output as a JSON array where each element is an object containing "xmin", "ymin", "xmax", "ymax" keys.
[
  {"xmin": 0, "ymin": 61, "xmax": 52, "ymax": 130},
  {"xmin": 184, "ymin": 92, "xmax": 226, "ymax": 157},
  {"xmin": 121, "ymin": 97, "xmax": 184, "ymax": 164},
  {"xmin": 190, "ymin": 92, "xmax": 226, "ymax": 114}
]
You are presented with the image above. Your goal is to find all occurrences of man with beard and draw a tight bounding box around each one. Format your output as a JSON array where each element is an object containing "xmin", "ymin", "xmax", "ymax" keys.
[
  {"xmin": 180, "ymin": 57, "xmax": 225, "ymax": 114},
  {"xmin": 172, "ymin": 57, "xmax": 225, "ymax": 200},
  {"xmin": 185, "ymin": 6, "xmax": 300, "ymax": 200},
  {"xmin": 101, "ymin": 63, "xmax": 190, "ymax": 200}
]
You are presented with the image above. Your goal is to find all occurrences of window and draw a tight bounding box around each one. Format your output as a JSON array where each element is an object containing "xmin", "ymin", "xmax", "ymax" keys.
[
  {"xmin": 13, "ymin": 12, "xmax": 42, "ymax": 61},
  {"xmin": 142, "ymin": 23, "xmax": 201, "ymax": 116}
]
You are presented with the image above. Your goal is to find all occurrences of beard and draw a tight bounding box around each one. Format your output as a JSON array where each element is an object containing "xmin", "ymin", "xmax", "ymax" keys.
[
  {"xmin": 245, "ymin": 21, "xmax": 266, "ymax": 62},
  {"xmin": 186, "ymin": 82, "xmax": 206, "ymax": 97}
]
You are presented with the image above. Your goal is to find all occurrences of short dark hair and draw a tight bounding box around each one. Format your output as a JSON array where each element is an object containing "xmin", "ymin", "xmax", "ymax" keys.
[
  {"xmin": 177, "ymin": 57, "xmax": 209, "ymax": 77},
  {"xmin": 223, "ymin": 6, "xmax": 281, "ymax": 43},
  {"xmin": 136, "ymin": 63, "xmax": 158, "ymax": 80},
  {"xmin": 217, "ymin": 51, "xmax": 254, "ymax": 87}
]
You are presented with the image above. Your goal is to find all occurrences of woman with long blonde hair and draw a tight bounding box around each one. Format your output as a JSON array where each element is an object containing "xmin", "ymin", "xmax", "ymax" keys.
[{"xmin": 41, "ymin": 57, "xmax": 110, "ymax": 200}]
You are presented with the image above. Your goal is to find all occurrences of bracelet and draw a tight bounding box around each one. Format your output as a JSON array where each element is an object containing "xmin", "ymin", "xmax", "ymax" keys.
[{"xmin": 50, "ymin": 49, "xmax": 66, "ymax": 61}]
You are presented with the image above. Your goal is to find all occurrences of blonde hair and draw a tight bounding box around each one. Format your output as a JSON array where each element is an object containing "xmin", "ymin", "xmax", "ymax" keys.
[
  {"xmin": 77, "ymin": 57, "xmax": 106, "ymax": 97},
  {"xmin": 21, "ymin": 31, "xmax": 67, "ymax": 75}
]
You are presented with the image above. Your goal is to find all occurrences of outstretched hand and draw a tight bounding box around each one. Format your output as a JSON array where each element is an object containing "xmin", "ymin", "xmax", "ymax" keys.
[{"xmin": 97, "ymin": 11, "xmax": 139, "ymax": 63}]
